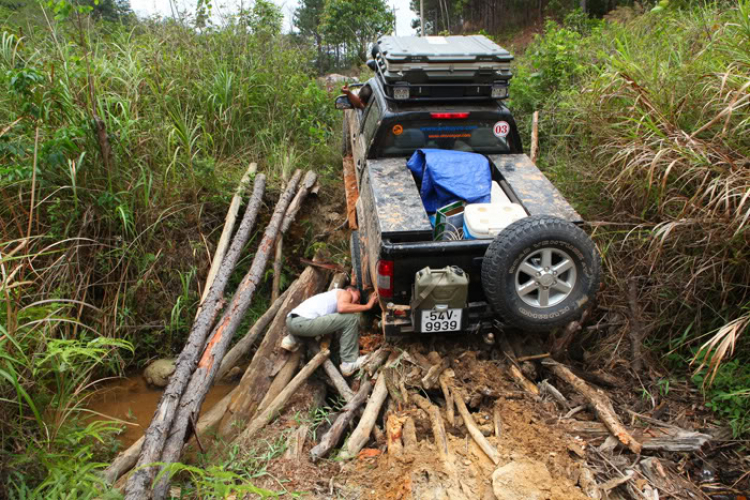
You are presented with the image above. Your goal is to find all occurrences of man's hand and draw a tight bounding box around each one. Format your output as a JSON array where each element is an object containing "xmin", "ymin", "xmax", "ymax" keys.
[
  {"xmin": 366, "ymin": 292, "xmax": 378, "ymax": 309},
  {"xmin": 341, "ymin": 84, "xmax": 364, "ymax": 109}
]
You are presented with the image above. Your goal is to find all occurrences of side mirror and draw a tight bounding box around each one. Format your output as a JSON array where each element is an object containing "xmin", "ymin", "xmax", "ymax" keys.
[
  {"xmin": 366, "ymin": 59, "xmax": 377, "ymax": 72},
  {"xmin": 335, "ymin": 95, "xmax": 353, "ymax": 110}
]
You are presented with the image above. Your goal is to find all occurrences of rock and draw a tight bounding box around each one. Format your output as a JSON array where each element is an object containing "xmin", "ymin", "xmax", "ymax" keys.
[
  {"xmin": 222, "ymin": 366, "xmax": 243, "ymax": 381},
  {"xmin": 492, "ymin": 458, "xmax": 554, "ymax": 500},
  {"xmin": 143, "ymin": 359, "xmax": 176, "ymax": 387}
]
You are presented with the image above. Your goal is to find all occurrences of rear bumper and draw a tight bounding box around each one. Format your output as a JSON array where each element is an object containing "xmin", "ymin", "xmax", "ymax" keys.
[{"xmin": 382, "ymin": 301, "xmax": 495, "ymax": 337}]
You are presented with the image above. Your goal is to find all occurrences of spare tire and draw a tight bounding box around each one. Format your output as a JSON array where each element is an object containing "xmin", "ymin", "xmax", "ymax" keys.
[{"xmin": 481, "ymin": 215, "xmax": 601, "ymax": 332}]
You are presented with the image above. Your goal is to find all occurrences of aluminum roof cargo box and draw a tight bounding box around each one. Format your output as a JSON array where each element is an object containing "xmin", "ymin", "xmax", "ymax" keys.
[
  {"xmin": 372, "ymin": 35, "xmax": 513, "ymax": 102},
  {"xmin": 373, "ymin": 35, "xmax": 513, "ymax": 84}
]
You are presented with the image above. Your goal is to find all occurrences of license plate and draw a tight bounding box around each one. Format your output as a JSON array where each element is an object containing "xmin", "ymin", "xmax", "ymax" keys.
[{"xmin": 420, "ymin": 308, "xmax": 462, "ymax": 333}]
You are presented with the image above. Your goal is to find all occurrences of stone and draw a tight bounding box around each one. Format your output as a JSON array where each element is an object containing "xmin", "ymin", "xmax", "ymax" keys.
[
  {"xmin": 143, "ymin": 358, "xmax": 176, "ymax": 387},
  {"xmin": 492, "ymin": 458, "xmax": 554, "ymax": 500}
]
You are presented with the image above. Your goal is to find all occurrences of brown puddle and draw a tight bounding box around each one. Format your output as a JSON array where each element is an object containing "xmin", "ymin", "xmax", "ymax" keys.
[{"xmin": 85, "ymin": 376, "xmax": 236, "ymax": 448}]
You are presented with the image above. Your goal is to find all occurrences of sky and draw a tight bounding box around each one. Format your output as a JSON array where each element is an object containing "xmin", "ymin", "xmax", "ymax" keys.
[{"xmin": 130, "ymin": 0, "xmax": 417, "ymax": 36}]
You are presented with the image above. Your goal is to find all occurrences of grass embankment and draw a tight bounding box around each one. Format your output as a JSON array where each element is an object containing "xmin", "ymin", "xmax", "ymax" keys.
[
  {"xmin": 0, "ymin": 8, "xmax": 339, "ymax": 495},
  {"xmin": 511, "ymin": 2, "xmax": 749, "ymax": 436}
]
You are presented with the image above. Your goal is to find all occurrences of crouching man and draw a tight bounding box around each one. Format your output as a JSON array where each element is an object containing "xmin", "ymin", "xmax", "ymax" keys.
[{"xmin": 281, "ymin": 286, "xmax": 378, "ymax": 376}]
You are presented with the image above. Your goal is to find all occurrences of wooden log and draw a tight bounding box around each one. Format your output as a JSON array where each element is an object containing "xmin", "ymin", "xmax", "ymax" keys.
[
  {"xmin": 147, "ymin": 171, "xmax": 303, "ymax": 500},
  {"xmin": 306, "ymin": 340, "xmax": 355, "ymax": 403},
  {"xmin": 422, "ymin": 358, "xmax": 450, "ymax": 390},
  {"xmin": 216, "ymin": 285, "xmax": 293, "ymax": 381},
  {"xmin": 439, "ymin": 369, "xmax": 455, "ymax": 426},
  {"xmin": 271, "ymin": 171, "xmax": 318, "ymax": 302},
  {"xmin": 363, "ymin": 348, "xmax": 391, "ymax": 377},
  {"xmin": 539, "ymin": 379, "xmax": 569, "ymax": 409},
  {"xmin": 546, "ymin": 360, "xmax": 642, "ymax": 454},
  {"xmin": 218, "ymin": 258, "xmax": 329, "ymax": 438},
  {"xmin": 283, "ymin": 424, "xmax": 310, "ymax": 463},
  {"xmin": 383, "ymin": 367, "xmax": 406, "ymax": 408},
  {"xmin": 402, "ymin": 416, "xmax": 417, "ymax": 453},
  {"xmin": 199, "ymin": 162, "xmax": 257, "ymax": 309},
  {"xmin": 343, "ymin": 375, "xmax": 389, "ymax": 458},
  {"xmin": 256, "ymin": 350, "xmax": 302, "ymax": 415},
  {"xmin": 310, "ymin": 379, "xmax": 373, "ymax": 461},
  {"xmin": 493, "ymin": 407, "xmax": 502, "ymax": 438},
  {"xmin": 412, "ymin": 394, "xmax": 450, "ymax": 465},
  {"xmin": 565, "ymin": 419, "xmax": 710, "ymax": 452},
  {"xmin": 271, "ymin": 238, "xmax": 283, "ymax": 303},
  {"xmin": 386, "ymin": 414, "xmax": 406, "ymax": 457},
  {"xmin": 121, "ymin": 173, "xmax": 266, "ymax": 499},
  {"xmin": 238, "ymin": 349, "xmax": 330, "ymax": 444},
  {"xmin": 530, "ymin": 111, "xmax": 539, "ymax": 163},
  {"xmin": 508, "ymin": 363, "xmax": 541, "ymax": 395},
  {"xmin": 451, "ymin": 386, "xmax": 501, "ymax": 465},
  {"xmin": 517, "ymin": 353, "xmax": 550, "ymax": 362}
]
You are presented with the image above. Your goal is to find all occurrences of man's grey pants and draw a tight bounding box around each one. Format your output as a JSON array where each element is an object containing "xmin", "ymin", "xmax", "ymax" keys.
[{"xmin": 286, "ymin": 313, "xmax": 360, "ymax": 363}]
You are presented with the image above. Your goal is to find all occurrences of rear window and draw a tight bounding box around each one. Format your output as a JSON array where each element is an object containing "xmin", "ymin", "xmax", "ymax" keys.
[{"xmin": 377, "ymin": 119, "xmax": 513, "ymax": 157}]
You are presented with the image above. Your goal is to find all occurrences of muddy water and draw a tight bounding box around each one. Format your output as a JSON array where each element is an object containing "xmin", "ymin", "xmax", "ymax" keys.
[{"xmin": 86, "ymin": 376, "xmax": 235, "ymax": 448}]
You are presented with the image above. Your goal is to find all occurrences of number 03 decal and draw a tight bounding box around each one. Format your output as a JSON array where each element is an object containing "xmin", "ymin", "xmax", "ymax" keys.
[{"xmin": 493, "ymin": 121, "xmax": 510, "ymax": 138}]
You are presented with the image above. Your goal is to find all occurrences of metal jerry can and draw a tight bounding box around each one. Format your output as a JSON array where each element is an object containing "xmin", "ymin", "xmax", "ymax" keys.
[{"xmin": 413, "ymin": 266, "xmax": 469, "ymax": 333}]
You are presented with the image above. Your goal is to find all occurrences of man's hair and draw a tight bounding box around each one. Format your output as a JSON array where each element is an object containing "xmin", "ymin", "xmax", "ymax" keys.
[{"xmin": 344, "ymin": 285, "xmax": 358, "ymax": 292}]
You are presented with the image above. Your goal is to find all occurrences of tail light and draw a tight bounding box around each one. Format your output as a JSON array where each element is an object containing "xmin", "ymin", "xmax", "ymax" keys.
[
  {"xmin": 430, "ymin": 112, "xmax": 470, "ymax": 119},
  {"xmin": 377, "ymin": 260, "xmax": 394, "ymax": 299}
]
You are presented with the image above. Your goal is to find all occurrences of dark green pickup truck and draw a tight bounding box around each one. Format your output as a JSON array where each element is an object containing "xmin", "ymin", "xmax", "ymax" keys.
[{"xmin": 337, "ymin": 35, "xmax": 600, "ymax": 338}]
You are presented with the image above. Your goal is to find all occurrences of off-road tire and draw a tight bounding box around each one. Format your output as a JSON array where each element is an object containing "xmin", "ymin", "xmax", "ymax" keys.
[
  {"xmin": 350, "ymin": 230, "xmax": 363, "ymax": 292},
  {"xmin": 481, "ymin": 215, "xmax": 601, "ymax": 332},
  {"xmin": 342, "ymin": 115, "xmax": 351, "ymax": 156}
]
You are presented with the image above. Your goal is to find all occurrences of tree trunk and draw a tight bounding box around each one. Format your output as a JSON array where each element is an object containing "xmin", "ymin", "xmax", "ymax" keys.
[
  {"xmin": 148, "ymin": 170, "xmax": 303, "ymax": 500},
  {"xmin": 216, "ymin": 284, "xmax": 293, "ymax": 381},
  {"xmin": 546, "ymin": 360, "xmax": 642, "ymax": 454},
  {"xmin": 199, "ymin": 162, "xmax": 257, "ymax": 311},
  {"xmin": 122, "ymin": 173, "xmax": 266, "ymax": 499},
  {"xmin": 310, "ymin": 378, "xmax": 373, "ymax": 461},
  {"xmin": 237, "ymin": 348, "xmax": 331, "ymax": 444},
  {"xmin": 218, "ymin": 260, "xmax": 330, "ymax": 438},
  {"xmin": 343, "ymin": 375, "xmax": 389, "ymax": 458}
]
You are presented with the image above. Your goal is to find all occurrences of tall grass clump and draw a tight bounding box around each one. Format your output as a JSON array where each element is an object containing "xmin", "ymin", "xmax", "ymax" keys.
[
  {"xmin": 512, "ymin": 1, "xmax": 749, "ymax": 431},
  {"xmin": 1, "ymin": 1, "xmax": 339, "ymax": 492}
]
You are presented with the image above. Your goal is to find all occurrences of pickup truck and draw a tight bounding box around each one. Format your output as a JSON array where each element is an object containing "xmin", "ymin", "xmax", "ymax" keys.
[{"xmin": 337, "ymin": 39, "xmax": 601, "ymax": 338}]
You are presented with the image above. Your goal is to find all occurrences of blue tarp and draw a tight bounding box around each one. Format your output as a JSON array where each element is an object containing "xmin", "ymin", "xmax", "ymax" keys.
[{"xmin": 407, "ymin": 149, "xmax": 492, "ymax": 213}]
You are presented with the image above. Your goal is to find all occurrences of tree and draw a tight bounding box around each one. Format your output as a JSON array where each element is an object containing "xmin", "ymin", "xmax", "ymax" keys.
[
  {"xmin": 321, "ymin": 0, "xmax": 394, "ymax": 63},
  {"xmin": 293, "ymin": 0, "xmax": 326, "ymax": 72}
]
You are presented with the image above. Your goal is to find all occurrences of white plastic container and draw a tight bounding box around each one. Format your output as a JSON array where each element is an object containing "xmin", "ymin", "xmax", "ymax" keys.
[{"xmin": 463, "ymin": 203, "xmax": 527, "ymax": 239}]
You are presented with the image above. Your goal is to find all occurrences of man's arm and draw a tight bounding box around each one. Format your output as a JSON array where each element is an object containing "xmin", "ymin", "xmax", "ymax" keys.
[{"xmin": 337, "ymin": 290, "xmax": 378, "ymax": 314}]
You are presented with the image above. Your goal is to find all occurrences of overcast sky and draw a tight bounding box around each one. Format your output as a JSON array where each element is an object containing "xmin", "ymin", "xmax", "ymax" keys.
[{"xmin": 130, "ymin": 0, "xmax": 416, "ymax": 36}]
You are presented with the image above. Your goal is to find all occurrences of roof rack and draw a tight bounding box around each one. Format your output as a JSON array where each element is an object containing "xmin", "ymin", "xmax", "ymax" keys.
[{"xmin": 372, "ymin": 35, "xmax": 513, "ymax": 103}]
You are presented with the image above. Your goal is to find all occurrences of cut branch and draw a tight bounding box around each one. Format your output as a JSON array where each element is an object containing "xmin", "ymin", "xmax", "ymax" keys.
[
  {"xmin": 238, "ymin": 348, "xmax": 331, "ymax": 444},
  {"xmin": 310, "ymin": 378, "xmax": 373, "ymax": 461},
  {"xmin": 546, "ymin": 360, "xmax": 642, "ymax": 454},
  {"xmin": 216, "ymin": 285, "xmax": 293, "ymax": 381},
  {"xmin": 343, "ymin": 375, "xmax": 389, "ymax": 458}
]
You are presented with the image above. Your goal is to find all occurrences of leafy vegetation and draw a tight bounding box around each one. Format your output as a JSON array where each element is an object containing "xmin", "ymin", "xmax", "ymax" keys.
[
  {"xmin": 511, "ymin": 1, "xmax": 749, "ymax": 433},
  {"xmin": 0, "ymin": 0, "xmax": 341, "ymax": 493}
]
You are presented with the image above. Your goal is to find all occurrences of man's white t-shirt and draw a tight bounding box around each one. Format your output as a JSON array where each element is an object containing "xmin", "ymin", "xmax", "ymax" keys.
[{"xmin": 288, "ymin": 289, "xmax": 341, "ymax": 319}]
